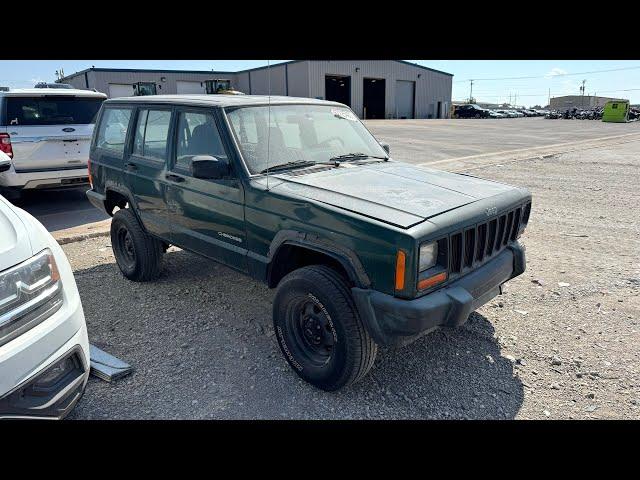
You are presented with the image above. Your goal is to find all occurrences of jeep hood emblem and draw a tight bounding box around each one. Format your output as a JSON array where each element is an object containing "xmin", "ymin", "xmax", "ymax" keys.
[{"xmin": 485, "ymin": 206, "xmax": 497, "ymax": 216}]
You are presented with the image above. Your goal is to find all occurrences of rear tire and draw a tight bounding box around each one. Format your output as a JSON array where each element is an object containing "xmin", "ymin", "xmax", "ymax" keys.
[
  {"xmin": 273, "ymin": 265, "xmax": 377, "ymax": 391},
  {"xmin": 110, "ymin": 208, "xmax": 163, "ymax": 282}
]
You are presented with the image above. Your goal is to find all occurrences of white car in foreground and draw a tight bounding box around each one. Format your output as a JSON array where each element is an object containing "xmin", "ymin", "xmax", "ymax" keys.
[
  {"xmin": 0, "ymin": 87, "xmax": 106, "ymax": 201},
  {"xmin": 0, "ymin": 188, "xmax": 89, "ymax": 419}
]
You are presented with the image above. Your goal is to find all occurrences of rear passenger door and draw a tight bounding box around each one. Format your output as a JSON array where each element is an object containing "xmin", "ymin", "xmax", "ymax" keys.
[
  {"xmin": 164, "ymin": 107, "xmax": 247, "ymax": 271},
  {"xmin": 126, "ymin": 107, "xmax": 174, "ymax": 239}
]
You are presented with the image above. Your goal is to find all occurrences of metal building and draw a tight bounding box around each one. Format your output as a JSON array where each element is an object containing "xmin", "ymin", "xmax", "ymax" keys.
[
  {"xmin": 59, "ymin": 60, "xmax": 453, "ymax": 119},
  {"xmin": 550, "ymin": 95, "xmax": 627, "ymax": 111}
]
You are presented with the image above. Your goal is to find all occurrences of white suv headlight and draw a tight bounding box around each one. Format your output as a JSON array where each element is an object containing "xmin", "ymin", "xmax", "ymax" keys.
[
  {"xmin": 0, "ymin": 249, "xmax": 63, "ymax": 346},
  {"xmin": 419, "ymin": 242, "xmax": 438, "ymax": 272}
]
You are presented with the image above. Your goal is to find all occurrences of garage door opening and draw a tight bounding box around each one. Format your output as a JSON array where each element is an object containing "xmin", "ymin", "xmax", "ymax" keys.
[
  {"xmin": 395, "ymin": 80, "xmax": 415, "ymax": 119},
  {"xmin": 108, "ymin": 83, "xmax": 135, "ymax": 98},
  {"xmin": 176, "ymin": 81, "xmax": 206, "ymax": 94},
  {"xmin": 363, "ymin": 78, "xmax": 385, "ymax": 119},
  {"xmin": 325, "ymin": 75, "xmax": 351, "ymax": 107}
]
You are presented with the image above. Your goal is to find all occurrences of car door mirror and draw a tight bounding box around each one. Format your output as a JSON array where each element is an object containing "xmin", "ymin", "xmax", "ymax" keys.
[
  {"xmin": 379, "ymin": 141, "xmax": 390, "ymax": 155},
  {"xmin": 191, "ymin": 155, "xmax": 229, "ymax": 179}
]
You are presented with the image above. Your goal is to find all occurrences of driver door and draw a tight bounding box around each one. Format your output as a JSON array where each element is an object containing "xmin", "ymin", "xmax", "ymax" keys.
[{"xmin": 163, "ymin": 107, "xmax": 247, "ymax": 271}]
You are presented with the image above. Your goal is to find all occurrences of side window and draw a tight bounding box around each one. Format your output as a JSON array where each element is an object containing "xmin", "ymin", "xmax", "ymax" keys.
[
  {"xmin": 131, "ymin": 108, "xmax": 172, "ymax": 161},
  {"xmin": 175, "ymin": 111, "xmax": 227, "ymax": 172},
  {"xmin": 95, "ymin": 108, "xmax": 132, "ymax": 153},
  {"xmin": 144, "ymin": 110, "xmax": 172, "ymax": 161}
]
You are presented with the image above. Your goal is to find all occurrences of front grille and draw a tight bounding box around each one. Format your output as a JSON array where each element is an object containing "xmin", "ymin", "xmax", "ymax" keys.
[
  {"xmin": 446, "ymin": 202, "xmax": 530, "ymax": 279},
  {"xmin": 450, "ymin": 233, "xmax": 462, "ymax": 273}
]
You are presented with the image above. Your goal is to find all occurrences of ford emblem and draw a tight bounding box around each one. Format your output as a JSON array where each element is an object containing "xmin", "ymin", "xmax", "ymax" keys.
[{"xmin": 62, "ymin": 127, "xmax": 76, "ymax": 132}]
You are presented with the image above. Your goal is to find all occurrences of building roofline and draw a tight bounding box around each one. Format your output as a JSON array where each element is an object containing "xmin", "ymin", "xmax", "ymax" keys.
[
  {"xmin": 394, "ymin": 60, "xmax": 453, "ymax": 77},
  {"xmin": 59, "ymin": 60, "xmax": 453, "ymax": 83},
  {"xmin": 59, "ymin": 67, "xmax": 236, "ymax": 81}
]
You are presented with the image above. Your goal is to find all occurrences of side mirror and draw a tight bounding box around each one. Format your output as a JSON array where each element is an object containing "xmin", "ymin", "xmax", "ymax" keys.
[
  {"xmin": 191, "ymin": 155, "xmax": 229, "ymax": 180},
  {"xmin": 379, "ymin": 141, "xmax": 390, "ymax": 155}
]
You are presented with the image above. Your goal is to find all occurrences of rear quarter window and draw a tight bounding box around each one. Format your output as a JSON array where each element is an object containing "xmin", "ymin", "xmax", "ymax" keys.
[{"xmin": 95, "ymin": 107, "xmax": 133, "ymax": 153}]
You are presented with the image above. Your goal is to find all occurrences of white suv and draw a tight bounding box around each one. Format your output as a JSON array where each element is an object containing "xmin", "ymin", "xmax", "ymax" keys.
[
  {"xmin": 0, "ymin": 88, "xmax": 106, "ymax": 200},
  {"xmin": 0, "ymin": 191, "xmax": 90, "ymax": 419}
]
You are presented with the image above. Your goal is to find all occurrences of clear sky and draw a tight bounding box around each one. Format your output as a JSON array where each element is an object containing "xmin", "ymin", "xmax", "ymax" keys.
[{"xmin": 1, "ymin": 60, "xmax": 639, "ymax": 107}]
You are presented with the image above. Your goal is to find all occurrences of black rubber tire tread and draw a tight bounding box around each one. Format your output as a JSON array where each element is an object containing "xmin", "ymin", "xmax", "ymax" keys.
[
  {"xmin": 273, "ymin": 264, "xmax": 377, "ymax": 390},
  {"xmin": 110, "ymin": 208, "xmax": 163, "ymax": 282}
]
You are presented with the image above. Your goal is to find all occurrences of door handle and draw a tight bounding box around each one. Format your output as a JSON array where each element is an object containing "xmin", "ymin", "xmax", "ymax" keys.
[
  {"xmin": 124, "ymin": 162, "xmax": 138, "ymax": 171},
  {"xmin": 165, "ymin": 174, "xmax": 185, "ymax": 183}
]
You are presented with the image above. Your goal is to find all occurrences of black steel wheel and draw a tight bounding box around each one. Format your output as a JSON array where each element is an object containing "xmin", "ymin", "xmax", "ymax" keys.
[
  {"xmin": 110, "ymin": 209, "xmax": 163, "ymax": 282},
  {"xmin": 273, "ymin": 265, "xmax": 377, "ymax": 391}
]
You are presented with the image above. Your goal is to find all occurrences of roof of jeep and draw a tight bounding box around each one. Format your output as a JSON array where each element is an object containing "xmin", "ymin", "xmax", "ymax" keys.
[{"xmin": 103, "ymin": 94, "xmax": 346, "ymax": 108}]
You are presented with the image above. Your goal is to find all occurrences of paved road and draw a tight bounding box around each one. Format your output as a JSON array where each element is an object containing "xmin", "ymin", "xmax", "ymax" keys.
[
  {"xmin": 14, "ymin": 118, "xmax": 638, "ymax": 233},
  {"xmin": 12, "ymin": 187, "xmax": 108, "ymax": 232},
  {"xmin": 365, "ymin": 117, "xmax": 639, "ymax": 163}
]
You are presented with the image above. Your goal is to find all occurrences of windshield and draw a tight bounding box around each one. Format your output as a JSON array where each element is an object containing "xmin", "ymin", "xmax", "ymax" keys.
[
  {"xmin": 4, "ymin": 96, "xmax": 104, "ymax": 126},
  {"xmin": 225, "ymin": 104, "xmax": 388, "ymax": 174}
]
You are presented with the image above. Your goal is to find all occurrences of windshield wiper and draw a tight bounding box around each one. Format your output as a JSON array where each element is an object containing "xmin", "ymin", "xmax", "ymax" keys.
[
  {"xmin": 329, "ymin": 152, "xmax": 389, "ymax": 162},
  {"xmin": 259, "ymin": 160, "xmax": 324, "ymax": 174}
]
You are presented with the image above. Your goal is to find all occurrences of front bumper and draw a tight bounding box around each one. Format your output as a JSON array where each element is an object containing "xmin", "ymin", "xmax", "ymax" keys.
[
  {"xmin": 0, "ymin": 343, "xmax": 89, "ymax": 419},
  {"xmin": 352, "ymin": 243, "xmax": 526, "ymax": 346},
  {"xmin": 0, "ymin": 324, "xmax": 90, "ymax": 420}
]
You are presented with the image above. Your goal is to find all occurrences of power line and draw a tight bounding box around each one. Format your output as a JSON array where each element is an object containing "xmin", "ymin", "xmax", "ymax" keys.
[
  {"xmin": 455, "ymin": 86, "xmax": 640, "ymax": 101},
  {"xmin": 453, "ymin": 65, "xmax": 640, "ymax": 83}
]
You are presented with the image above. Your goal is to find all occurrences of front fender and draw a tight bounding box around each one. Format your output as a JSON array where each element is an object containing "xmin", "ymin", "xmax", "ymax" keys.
[{"xmin": 267, "ymin": 229, "xmax": 371, "ymax": 289}]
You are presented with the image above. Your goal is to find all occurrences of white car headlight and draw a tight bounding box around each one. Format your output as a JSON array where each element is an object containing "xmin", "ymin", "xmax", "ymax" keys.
[
  {"xmin": 0, "ymin": 249, "xmax": 63, "ymax": 345},
  {"xmin": 419, "ymin": 242, "xmax": 438, "ymax": 272}
]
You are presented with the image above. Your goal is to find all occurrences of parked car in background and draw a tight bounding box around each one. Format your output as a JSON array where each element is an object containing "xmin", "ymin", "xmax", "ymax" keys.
[
  {"xmin": 521, "ymin": 109, "xmax": 538, "ymax": 117},
  {"xmin": 495, "ymin": 110, "xmax": 517, "ymax": 118},
  {"xmin": 0, "ymin": 193, "xmax": 90, "ymax": 419},
  {"xmin": 87, "ymin": 95, "xmax": 531, "ymax": 391},
  {"xmin": 488, "ymin": 110, "xmax": 506, "ymax": 118},
  {"xmin": 453, "ymin": 104, "xmax": 490, "ymax": 118},
  {"xmin": 0, "ymin": 88, "xmax": 107, "ymax": 201}
]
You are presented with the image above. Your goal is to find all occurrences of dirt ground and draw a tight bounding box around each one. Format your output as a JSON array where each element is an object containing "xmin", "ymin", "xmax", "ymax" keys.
[{"xmin": 65, "ymin": 126, "xmax": 639, "ymax": 420}]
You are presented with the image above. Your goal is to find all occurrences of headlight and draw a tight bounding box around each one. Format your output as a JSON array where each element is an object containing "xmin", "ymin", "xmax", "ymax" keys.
[
  {"xmin": 0, "ymin": 249, "xmax": 63, "ymax": 346},
  {"xmin": 419, "ymin": 242, "xmax": 438, "ymax": 272}
]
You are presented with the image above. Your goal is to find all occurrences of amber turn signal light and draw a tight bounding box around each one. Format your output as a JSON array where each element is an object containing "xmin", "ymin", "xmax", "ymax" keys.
[
  {"xmin": 418, "ymin": 271, "xmax": 447, "ymax": 291},
  {"xmin": 395, "ymin": 250, "xmax": 406, "ymax": 290}
]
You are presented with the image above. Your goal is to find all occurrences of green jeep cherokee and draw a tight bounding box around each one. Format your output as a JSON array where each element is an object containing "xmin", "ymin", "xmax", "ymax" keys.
[{"xmin": 87, "ymin": 95, "xmax": 532, "ymax": 391}]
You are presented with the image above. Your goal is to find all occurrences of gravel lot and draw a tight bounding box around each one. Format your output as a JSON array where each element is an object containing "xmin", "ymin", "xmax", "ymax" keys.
[{"xmin": 66, "ymin": 122, "xmax": 640, "ymax": 419}]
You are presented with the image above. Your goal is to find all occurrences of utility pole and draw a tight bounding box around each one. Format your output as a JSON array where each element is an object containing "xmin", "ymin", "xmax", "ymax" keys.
[
  {"xmin": 548, "ymin": 88, "xmax": 551, "ymax": 107},
  {"xmin": 580, "ymin": 79, "xmax": 586, "ymax": 107},
  {"xmin": 469, "ymin": 80, "xmax": 474, "ymax": 103}
]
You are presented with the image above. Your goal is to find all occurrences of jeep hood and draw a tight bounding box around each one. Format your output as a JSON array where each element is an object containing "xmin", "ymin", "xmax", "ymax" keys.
[{"xmin": 269, "ymin": 162, "xmax": 517, "ymax": 228}]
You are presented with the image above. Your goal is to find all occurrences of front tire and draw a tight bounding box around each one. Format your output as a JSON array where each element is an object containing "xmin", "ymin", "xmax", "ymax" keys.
[
  {"xmin": 273, "ymin": 265, "xmax": 377, "ymax": 391},
  {"xmin": 110, "ymin": 208, "xmax": 163, "ymax": 282}
]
